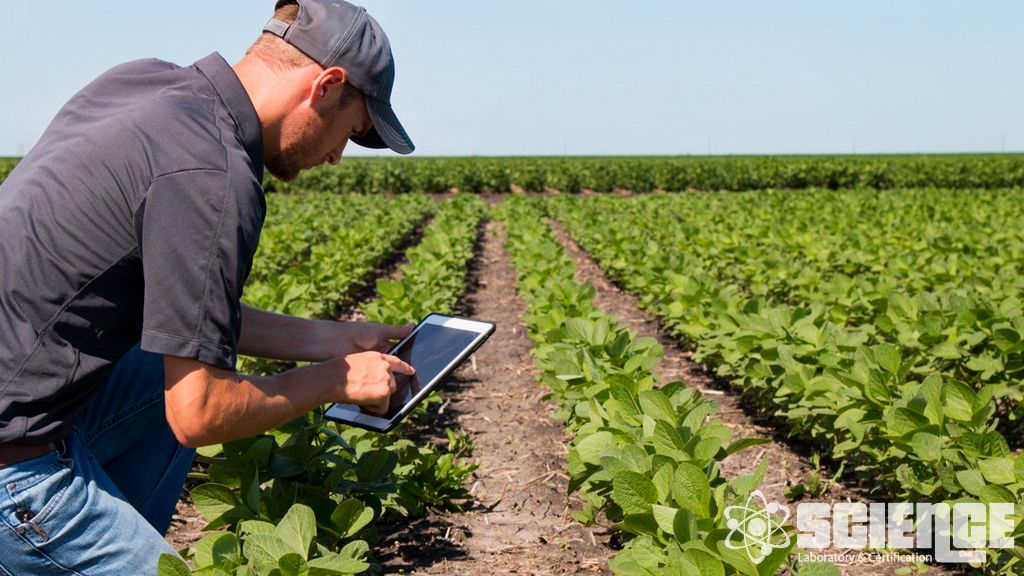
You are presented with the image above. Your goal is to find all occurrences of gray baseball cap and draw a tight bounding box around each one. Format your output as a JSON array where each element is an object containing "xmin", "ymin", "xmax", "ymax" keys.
[{"xmin": 263, "ymin": 0, "xmax": 414, "ymax": 154}]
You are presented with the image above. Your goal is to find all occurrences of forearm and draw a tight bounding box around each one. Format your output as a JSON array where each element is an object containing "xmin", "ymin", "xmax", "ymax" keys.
[
  {"xmin": 164, "ymin": 350, "xmax": 412, "ymax": 448},
  {"xmin": 238, "ymin": 304, "xmax": 339, "ymax": 362},
  {"xmin": 165, "ymin": 360, "xmax": 337, "ymax": 447}
]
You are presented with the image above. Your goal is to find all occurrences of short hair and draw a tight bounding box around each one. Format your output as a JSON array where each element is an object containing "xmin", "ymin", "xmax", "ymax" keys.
[
  {"xmin": 248, "ymin": 2, "xmax": 311, "ymax": 72},
  {"xmin": 248, "ymin": 1, "xmax": 364, "ymax": 110}
]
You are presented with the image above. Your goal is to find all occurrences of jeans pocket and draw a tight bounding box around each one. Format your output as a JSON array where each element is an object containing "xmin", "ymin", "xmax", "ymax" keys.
[{"xmin": 3, "ymin": 451, "xmax": 74, "ymax": 540}]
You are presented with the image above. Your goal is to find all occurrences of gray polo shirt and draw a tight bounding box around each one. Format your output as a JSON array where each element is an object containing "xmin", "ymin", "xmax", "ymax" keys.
[{"xmin": 0, "ymin": 52, "xmax": 266, "ymax": 444}]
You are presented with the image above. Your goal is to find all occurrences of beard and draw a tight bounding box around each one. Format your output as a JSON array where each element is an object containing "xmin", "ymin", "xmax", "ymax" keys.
[{"xmin": 265, "ymin": 114, "xmax": 325, "ymax": 182}]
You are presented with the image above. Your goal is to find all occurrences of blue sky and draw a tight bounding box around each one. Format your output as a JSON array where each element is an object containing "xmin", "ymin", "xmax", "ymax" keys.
[{"xmin": 2, "ymin": 1, "xmax": 1021, "ymax": 157}]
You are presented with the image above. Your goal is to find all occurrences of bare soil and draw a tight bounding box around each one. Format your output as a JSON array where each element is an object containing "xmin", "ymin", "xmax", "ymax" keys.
[{"xmin": 374, "ymin": 218, "xmax": 613, "ymax": 575}]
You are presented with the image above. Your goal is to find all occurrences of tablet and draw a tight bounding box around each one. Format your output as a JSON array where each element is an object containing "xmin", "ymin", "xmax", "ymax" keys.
[{"xmin": 324, "ymin": 313, "xmax": 495, "ymax": 432}]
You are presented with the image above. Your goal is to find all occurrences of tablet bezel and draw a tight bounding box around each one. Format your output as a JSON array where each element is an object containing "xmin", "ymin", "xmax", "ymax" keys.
[{"xmin": 324, "ymin": 313, "xmax": 495, "ymax": 432}]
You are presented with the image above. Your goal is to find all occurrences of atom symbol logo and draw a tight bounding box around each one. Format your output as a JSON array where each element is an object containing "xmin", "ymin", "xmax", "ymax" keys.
[{"xmin": 724, "ymin": 490, "xmax": 792, "ymax": 564}]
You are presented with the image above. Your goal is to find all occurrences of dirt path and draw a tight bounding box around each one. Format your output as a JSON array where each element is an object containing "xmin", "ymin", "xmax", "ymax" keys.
[
  {"xmin": 549, "ymin": 219, "xmax": 950, "ymax": 576},
  {"xmin": 377, "ymin": 218, "xmax": 613, "ymax": 574}
]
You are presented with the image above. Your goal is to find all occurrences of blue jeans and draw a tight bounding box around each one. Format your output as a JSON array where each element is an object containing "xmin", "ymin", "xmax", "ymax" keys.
[{"xmin": 0, "ymin": 345, "xmax": 196, "ymax": 575}]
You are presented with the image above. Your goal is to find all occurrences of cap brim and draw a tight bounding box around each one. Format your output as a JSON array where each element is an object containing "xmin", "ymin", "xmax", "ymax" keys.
[{"xmin": 351, "ymin": 96, "xmax": 414, "ymax": 154}]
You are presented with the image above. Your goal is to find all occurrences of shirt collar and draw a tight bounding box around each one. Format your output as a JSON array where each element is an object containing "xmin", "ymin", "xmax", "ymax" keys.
[{"xmin": 193, "ymin": 52, "xmax": 264, "ymax": 178}]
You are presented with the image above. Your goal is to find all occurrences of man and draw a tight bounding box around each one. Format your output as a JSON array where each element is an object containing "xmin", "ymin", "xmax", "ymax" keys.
[{"xmin": 0, "ymin": 1, "xmax": 414, "ymax": 573}]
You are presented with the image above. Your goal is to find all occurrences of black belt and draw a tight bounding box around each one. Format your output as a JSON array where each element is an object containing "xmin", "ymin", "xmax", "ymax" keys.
[{"xmin": 0, "ymin": 442, "xmax": 56, "ymax": 467}]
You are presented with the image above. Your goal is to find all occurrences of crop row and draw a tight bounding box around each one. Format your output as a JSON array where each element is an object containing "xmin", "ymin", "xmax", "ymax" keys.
[
  {"xmin": 553, "ymin": 192, "xmax": 1024, "ymax": 572},
  {"xmin": 628, "ymin": 189, "xmax": 1024, "ymax": 324},
  {"xmin": 242, "ymin": 193, "xmax": 432, "ymax": 321},
  {"xmin": 265, "ymin": 154, "xmax": 1024, "ymax": 195},
  {"xmin": 161, "ymin": 195, "xmax": 487, "ymax": 575},
  {"xmin": 560, "ymin": 191, "xmax": 1024, "ymax": 420},
  {"xmin": 497, "ymin": 196, "xmax": 819, "ymax": 576},
  {"xmin": 3, "ymin": 155, "xmax": 1023, "ymax": 195},
  {"xmin": 249, "ymin": 194, "xmax": 379, "ymax": 283}
]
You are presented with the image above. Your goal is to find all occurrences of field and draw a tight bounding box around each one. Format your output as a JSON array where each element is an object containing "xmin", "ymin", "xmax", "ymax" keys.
[{"xmin": 1, "ymin": 155, "xmax": 1022, "ymax": 575}]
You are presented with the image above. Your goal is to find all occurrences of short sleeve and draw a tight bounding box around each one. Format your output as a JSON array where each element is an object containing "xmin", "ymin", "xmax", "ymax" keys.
[{"xmin": 137, "ymin": 169, "xmax": 263, "ymax": 369}]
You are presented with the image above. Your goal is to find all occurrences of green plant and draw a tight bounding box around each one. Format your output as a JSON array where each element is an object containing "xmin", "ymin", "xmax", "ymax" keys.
[
  {"xmin": 553, "ymin": 190, "xmax": 1024, "ymax": 572},
  {"xmin": 158, "ymin": 503, "xmax": 371, "ymax": 575}
]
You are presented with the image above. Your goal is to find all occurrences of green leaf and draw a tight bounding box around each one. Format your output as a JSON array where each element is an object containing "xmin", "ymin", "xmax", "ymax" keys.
[
  {"xmin": 308, "ymin": 554, "xmax": 369, "ymax": 575},
  {"xmin": 993, "ymin": 327, "xmax": 1021, "ymax": 352},
  {"xmin": 276, "ymin": 504, "xmax": 317, "ymax": 557},
  {"xmin": 863, "ymin": 372, "xmax": 892, "ymax": 407},
  {"xmin": 919, "ymin": 374, "xmax": 943, "ymax": 425},
  {"xmin": 375, "ymin": 280, "xmax": 404, "ymax": 301},
  {"xmin": 888, "ymin": 292, "xmax": 917, "ymax": 320},
  {"xmin": 355, "ymin": 449, "xmax": 397, "ymax": 483},
  {"xmin": 977, "ymin": 484, "xmax": 1017, "ymax": 504},
  {"xmin": 674, "ymin": 508, "xmax": 698, "ymax": 543},
  {"xmin": 240, "ymin": 461, "xmax": 261, "ymax": 514},
  {"xmin": 886, "ymin": 408, "xmax": 929, "ymax": 436},
  {"xmin": 330, "ymin": 499, "xmax": 375, "ymax": 538},
  {"xmin": 243, "ymin": 533, "xmax": 294, "ymax": 568},
  {"xmin": 638, "ymin": 389, "xmax": 677, "ymax": 424},
  {"xmin": 723, "ymin": 437, "xmax": 770, "ymax": 457},
  {"xmin": 574, "ymin": 431, "xmax": 614, "ymax": 465},
  {"xmin": 716, "ymin": 540, "xmax": 761, "ymax": 576},
  {"xmin": 956, "ymin": 469, "xmax": 987, "ymax": 496},
  {"xmin": 240, "ymin": 519, "xmax": 276, "ymax": 536},
  {"xmin": 652, "ymin": 462, "xmax": 675, "ymax": 502},
  {"xmin": 276, "ymin": 502, "xmax": 315, "ymax": 557},
  {"xmin": 652, "ymin": 505, "xmax": 680, "ymax": 536},
  {"xmin": 681, "ymin": 548, "xmax": 725, "ymax": 576},
  {"xmin": 279, "ymin": 553, "xmax": 310, "ymax": 576},
  {"xmin": 338, "ymin": 539, "xmax": 370, "ymax": 562},
  {"xmin": 619, "ymin": 513, "xmax": 660, "ymax": 537},
  {"xmin": 307, "ymin": 541, "xmax": 371, "ymax": 575},
  {"xmin": 942, "ymin": 381, "xmax": 976, "ymax": 422},
  {"xmin": 190, "ymin": 484, "xmax": 240, "ymax": 523},
  {"xmin": 245, "ymin": 437, "xmax": 275, "ymax": 467},
  {"xmin": 874, "ymin": 343, "xmax": 902, "ymax": 375},
  {"xmin": 834, "ymin": 408, "xmax": 867, "ymax": 440},
  {"xmin": 620, "ymin": 444, "xmax": 653, "ymax": 475},
  {"xmin": 910, "ymin": 432, "xmax": 942, "ymax": 463},
  {"xmin": 193, "ymin": 532, "xmax": 240, "ymax": 568},
  {"xmin": 671, "ymin": 463, "xmax": 711, "ymax": 518},
  {"xmin": 157, "ymin": 553, "xmax": 192, "ymax": 576},
  {"xmin": 979, "ymin": 457, "xmax": 1016, "ymax": 485},
  {"xmin": 652, "ymin": 420, "xmax": 687, "ymax": 460},
  {"xmin": 931, "ymin": 341, "xmax": 961, "ymax": 360},
  {"xmin": 196, "ymin": 443, "xmax": 223, "ymax": 458},
  {"xmin": 613, "ymin": 471, "xmax": 659, "ymax": 515},
  {"xmin": 966, "ymin": 355, "xmax": 1004, "ymax": 379}
]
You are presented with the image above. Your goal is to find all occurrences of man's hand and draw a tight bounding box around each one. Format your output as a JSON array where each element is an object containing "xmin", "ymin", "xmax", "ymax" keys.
[
  {"xmin": 331, "ymin": 321, "xmax": 415, "ymax": 357},
  {"xmin": 332, "ymin": 351, "xmax": 416, "ymax": 414}
]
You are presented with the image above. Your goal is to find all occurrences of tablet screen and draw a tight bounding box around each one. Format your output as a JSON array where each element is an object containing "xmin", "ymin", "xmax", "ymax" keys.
[
  {"xmin": 325, "ymin": 314, "xmax": 495, "ymax": 432},
  {"xmin": 367, "ymin": 322, "xmax": 482, "ymax": 420}
]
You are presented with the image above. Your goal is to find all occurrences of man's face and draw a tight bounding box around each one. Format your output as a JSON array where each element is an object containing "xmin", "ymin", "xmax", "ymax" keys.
[{"xmin": 266, "ymin": 89, "xmax": 372, "ymax": 182}]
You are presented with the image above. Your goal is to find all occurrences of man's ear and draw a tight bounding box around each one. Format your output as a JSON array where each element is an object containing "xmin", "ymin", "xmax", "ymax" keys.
[{"xmin": 308, "ymin": 66, "xmax": 349, "ymax": 107}]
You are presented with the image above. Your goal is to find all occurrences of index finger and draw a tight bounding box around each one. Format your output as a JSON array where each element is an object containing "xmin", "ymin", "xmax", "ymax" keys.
[{"xmin": 382, "ymin": 354, "xmax": 415, "ymax": 375}]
